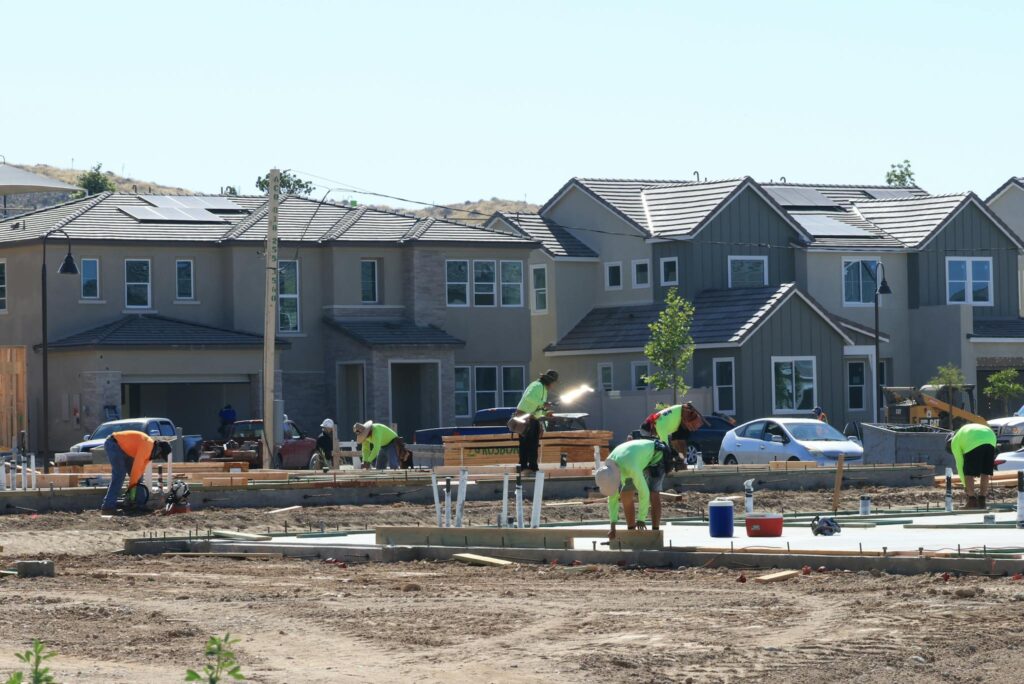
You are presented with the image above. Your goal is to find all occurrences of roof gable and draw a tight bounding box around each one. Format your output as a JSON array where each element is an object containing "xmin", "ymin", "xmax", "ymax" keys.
[
  {"xmin": 488, "ymin": 212, "xmax": 598, "ymax": 258},
  {"xmin": 43, "ymin": 314, "xmax": 281, "ymax": 350}
]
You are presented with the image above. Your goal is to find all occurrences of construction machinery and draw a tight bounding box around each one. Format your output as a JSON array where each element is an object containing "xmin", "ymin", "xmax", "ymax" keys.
[{"xmin": 882, "ymin": 385, "xmax": 987, "ymax": 429}]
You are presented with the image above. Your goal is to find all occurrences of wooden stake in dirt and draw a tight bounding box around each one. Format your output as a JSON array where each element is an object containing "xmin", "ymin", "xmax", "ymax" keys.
[
  {"xmin": 753, "ymin": 570, "xmax": 800, "ymax": 584},
  {"xmin": 832, "ymin": 455, "xmax": 846, "ymax": 513}
]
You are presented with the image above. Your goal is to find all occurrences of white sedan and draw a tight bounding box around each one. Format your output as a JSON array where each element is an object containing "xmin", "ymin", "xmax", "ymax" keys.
[
  {"xmin": 718, "ymin": 418, "xmax": 864, "ymax": 466},
  {"xmin": 995, "ymin": 450, "xmax": 1024, "ymax": 473}
]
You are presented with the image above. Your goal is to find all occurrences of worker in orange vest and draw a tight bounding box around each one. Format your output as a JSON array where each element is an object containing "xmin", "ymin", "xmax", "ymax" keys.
[
  {"xmin": 100, "ymin": 431, "xmax": 172, "ymax": 514},
  {"xmin": 812, "ymin": 407, "xmax": 829, "ymax": 424}
]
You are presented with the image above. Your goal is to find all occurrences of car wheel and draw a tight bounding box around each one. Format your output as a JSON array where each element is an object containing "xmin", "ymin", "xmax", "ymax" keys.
[
  {"xmin": 685, "ymin": 444, "xmax": 702, "ymax": 466},
  {"xmin": 787, "ymin": 456, "xmax": 801, "ymax": 462},
  {"xmin": 308, "ymin": 452, "xmax": 327, "ymax": 471},
  {"xmin": 723, "ymin": 455, "xmax": 738, "ymax": 466}
]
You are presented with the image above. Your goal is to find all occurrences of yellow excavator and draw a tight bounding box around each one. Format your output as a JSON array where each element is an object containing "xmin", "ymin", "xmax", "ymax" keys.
[{"xmin": 882, "ymin": 385, "xmax": 987, "ymax": 429}]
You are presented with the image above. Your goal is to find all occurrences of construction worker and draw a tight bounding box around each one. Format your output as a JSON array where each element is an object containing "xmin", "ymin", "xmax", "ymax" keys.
[
  {"xmin": 100, "ymin": 431, "xmax": 172, "ymax": 514},
  {"xmin": 218, "ymin": 403, "xmax": 236, "ymax": 438},
  {"xmin": 947, "ymin": 423, "xmax": 998, "ymax": 509},
  {"xmin": 812, "ymin": 406, "xmax": 829, "ymax": 423},
  {"xmin": 353, "ymin": 420, "xmax": 400, "ymax": 470},
  {"xmin": 642, "ymin": 402, "xmax": 707, "ymax": 468},
  {"xmin": 513, "ymin": 369, "xmax": 558, "ymax": 475},
  {"xmin": 593, "ymin": 439, "xmax": 668, "ymax": 539},
  {"xmin": 315, "ymin": 419, "xmax": 335, "ymax": 470}
]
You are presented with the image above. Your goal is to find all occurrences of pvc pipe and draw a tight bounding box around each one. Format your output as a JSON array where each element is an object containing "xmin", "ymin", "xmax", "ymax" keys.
[
  {"xmin": 431, "ymin": 473, "xmax": 441, "ymax": 527},
  {"xmin": 167, "ymin": 458, "xmax": 174, "ymax": 494},
  {"xmin": 0, "ymin": 462, "xmax": 6, "ymax": 491},
  {"xmin": 945, "ymin": 468, "xmax": 954, "ymax": 513},
  {"xmin": 499, "ymin": 473, "xmax": 509, "ymax": 527},
  {"xmin": 444, "ymin": 477, "xmax": 452, "ymax": 528},
  {"xmin": 455, "ymin": 468, "xmax": 468, "ymax": 528},
  {"xmin": 21, "ymin": 459, "xmax": 26, "ymax": 491},
  {"xmin": 30, "ymin": 454, "xmax": 36, "ymax": 490},
  {"xmin": 515, "ymin": 477, "xmax": 524, "ymax": 529},
  {"xmin": 593, "ymin": 445, "xmax": 602, "ymax": 471},
  {"xmin": 743, "ymin": 478, "xmax": 754, "ymax": 515},
  {"xmin": 530, "ymin": 472, "xmax": 545, "ymax": 528},
  {"xmin": 145, "ymin": 462, "xmax": 153, "ymax": 492}
]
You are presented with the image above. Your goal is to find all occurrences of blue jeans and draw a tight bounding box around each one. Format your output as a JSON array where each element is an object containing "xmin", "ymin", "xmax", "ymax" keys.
[
  {"xmin": 102, "ymin": 437, "xmax": 129, "ymax": 510},
  {"xmin": 375, "ymin": 441, "xmax": 399, "ymax": 470}
]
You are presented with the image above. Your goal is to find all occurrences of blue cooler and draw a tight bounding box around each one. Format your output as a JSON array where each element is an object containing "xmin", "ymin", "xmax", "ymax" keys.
[{"xmin": 709, "ymin": 498, "xmax": 735, "ymax": 538}]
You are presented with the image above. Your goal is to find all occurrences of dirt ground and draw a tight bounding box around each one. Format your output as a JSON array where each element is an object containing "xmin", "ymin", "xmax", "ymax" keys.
[{"xmin": 2, "ymin": 485, "xmax": 1023, "ymax": 683}]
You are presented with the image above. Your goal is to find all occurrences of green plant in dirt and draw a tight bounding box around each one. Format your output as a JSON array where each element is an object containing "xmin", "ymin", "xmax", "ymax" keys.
[
  {"xmin": 4, "ymin": 639, "xmax": 57, "ymax": 684},
  {"xmin": 643, "ymin": 287, "xmax": 696, "ymax": 404},
  {"xmin": 185, "ymin": 634, "xmax": 246, "ymax": 683},
  {"xmin": 73, "ymin": 163, "xmax": 117, "ymax": 197},
  {"xmin": 885, "ymin": 159, "xmax": 915, "ymax": 187},
  {"xmin": 983, "ymin": 368, "xmax": 1024, "ymax": 416}
]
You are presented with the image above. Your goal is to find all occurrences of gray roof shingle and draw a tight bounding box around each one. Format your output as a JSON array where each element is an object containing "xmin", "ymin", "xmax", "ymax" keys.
[
  {"xmin": 491, "ymin": 212, "xmax": 597, "ymax": 258},
  {"xmin": 323, "ymin": 318, "xmax": 464, "ymax": 347},
  {"xmin": 850, "ymin": 194, "xmax": 970, "ymax": 248},
  {"xmin": 543, "ymin": 303, "xmax": 663, "ymax": 352},
  {"xmin": 45, "ymin": 314, "xmax": 279, "ymax": 349},
  {"xmin": 640, "ymin": 179, "xmax": 746, "ymax": 237},
  {"xmin": 969, "ymin": 319, "xmax": 1024, "ymax": 339}
]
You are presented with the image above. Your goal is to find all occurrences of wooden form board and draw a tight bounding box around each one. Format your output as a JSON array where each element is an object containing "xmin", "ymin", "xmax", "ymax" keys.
[
  {"xmin": 452, "ymin": 553, "xmax": 513, "ymax": 567},
  {"xmin": 753, "ymin": 570, "xmax": 801, "ymax": 583},
  {"xmin": 0, "ymin": 347, "xmax": 27, "ymax": 452},
  {"xmin": 375, "ymin": 525, "xmax": 663, "ymax": 550},
  {"xmin": 441, "ymin": 430, "xmax": 613, "ymax": 443},
  {"xmin": 443, "ymin": 430, "xmax": 611, "ymax": 467},
  {"xmin": 81, "ymin": 461, "xmax": 251, "ymax": 474}
]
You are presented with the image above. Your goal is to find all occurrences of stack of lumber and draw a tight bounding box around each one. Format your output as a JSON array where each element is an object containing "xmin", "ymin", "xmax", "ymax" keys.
[
  {"xmin": 31, "ymin": 461, "xmax": 256, "ymax": 488},
  {"xmin": 933, "ymin": 470, "xmax": 1022, "ymax": 488},
  {"xmin": 441, "ymin": 430, "xmax": 611, "ymax": 467}
]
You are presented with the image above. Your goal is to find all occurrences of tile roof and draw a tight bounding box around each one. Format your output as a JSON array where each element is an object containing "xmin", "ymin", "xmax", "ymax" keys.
[
  {"xmin": 323, "ymin": 317, "xmax": 464, "ymax": 347},
  {"xmin": 763, "ymin": 182, "xmax": 930, "ymax": 209},
  {"xmin": 543, "ymin": 303, "xmax": 662, "ymax": 352},
  {"xmin": 788, "ymin": 210, "xmax": 905, "ymax": 249},
  {"xmin": 849, "ymin": 194, "xmax": 970, "ymax": 248},
  {"xmin": 491, "ymin": 212, "xmax": 597, "ymax": 258},
  {"xmin": 640, "ymin": 179, "xmax": 746, "ymax": 237},
  {"xmin": 969, "ymin": 319, "xmax": 1024, "ymax": 339},
  {"xmin": 45, "ymin": 314, "xmax": 280, "ymax": 349}
]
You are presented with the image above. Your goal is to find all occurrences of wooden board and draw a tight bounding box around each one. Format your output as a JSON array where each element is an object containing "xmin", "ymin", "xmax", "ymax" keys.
[
  {"xmin": 753, "ymin": 570, "xmax": 801, "ymax": 584},
  {"xmin": 452, "ymin": 553, "xmax": 513, "ymax": 567},
  {"xmin": 163, "ymin": 552, "xmax": 282, "ymax": 559},
  {"xmin": 768, "ymin": 461, "xmax": 818, "ymax": 470},
  {"xmin": 0, "ymin": 347, "xmax": 27, "ymax": 453},
  {"xmin": 210, "ymin": 529, "xmax": 272, "ymax": 541},
  {"xmin": 375, "ymin": 526, "xmax": 663, "ymax": 550},
  {"xmin": 442, "ymin": 430, "xmax": 612, "ymax": 444}
]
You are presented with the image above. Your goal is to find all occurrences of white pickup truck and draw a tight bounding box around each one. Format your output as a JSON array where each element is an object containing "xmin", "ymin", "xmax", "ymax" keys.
[
  {"xmin": 987, "ymin": 405, "xmax": 1024, "ymax": 452},
  {"xmin": 69, "ymin": 417, "xmax": 203, "ymax": 461}
]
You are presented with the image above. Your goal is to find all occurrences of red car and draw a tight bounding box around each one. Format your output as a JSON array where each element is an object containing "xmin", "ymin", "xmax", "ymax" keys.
[{"xmin": 215, "ymin": 419, "xmax": 319, "ymax": 470}]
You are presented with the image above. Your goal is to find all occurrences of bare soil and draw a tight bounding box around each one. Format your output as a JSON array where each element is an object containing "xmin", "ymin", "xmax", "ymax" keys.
[{"xmin": 1, "ymin": 485, "xmax": 1022, "ymax": 683}]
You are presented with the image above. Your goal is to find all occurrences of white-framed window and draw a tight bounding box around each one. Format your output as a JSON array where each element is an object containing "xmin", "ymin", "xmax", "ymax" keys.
[
  {"xmin": 278, "ymin": 260, "xmax": 300, "ymax": 333},
  {"xmin": 632, "ymin": 259, "xmax": 650, "ymax": 288},
  {"xmin": 500, "ymin": 260, "xmax": 523, "ymax": 307},
  {"xmin": 446, "ymin": 260, "xmax": 469, "ymax": 307},
  {"xmin": 631, "ymin": 361, "xmax": 649, "ymax": 390},
  {"xmin": 473, "ymin": 260, "xmax": 496, "ymax": 307},
  {"xmin": 360, "ymin": 259, "xmax": 378, "ymax": 304},
  {"xmin": 175, "ymin": 259, "xmax": 194, "ymax": 300},
  {"xmin": 728, "ymin": 255, "xmax": 768, "ymax": 288},
  {"xmin": 502, "ymin": 366, "xmax": 526, "ymax": 406},
  {"xmin": 842, "ymin": 258, "xmax": 878, "ymax": 306},
  {"xmin": 604, "ymin": 262, "xmax": 622, "ymax": 290},
  {"xmin": 597, "ymin": 363, "xmax": 614, "ymax": 391},
  {"xmin": 124, "ymin": 259, "xmax": 151, "ymax": 309},
  {"xmin": 713, "ymin": 358, "xmax": 735, "ymax": 414},
  {"xmin": 454, "ymin": 366, "xmax": 471, "ymax": 418},
  {"xmin": 660, "ymin": 257, "xmax": 679, "ymax": 286},
  {"xmin": 0, "ymin": 259, "xmax": 6, "ymax": 312},
  {"xmin": 771, "ymin": 356, "xmax": 816, "ymax": 413},
  {"xmin": 946, "ymin": 257, "xmax": 993, "ymax": 306},
  {"xmin": 80, "ymin": 258, "xmax": 99, "ymax": 300},
  {"xmin": 847, "ymin": 360, "xmax": 866, "ymax": 411},
  {"xmin": 530, "ymin": 264, "xmax": 548, "ymax": 313},
  {"xmin": 475, "ymin": 366, "xmax": 498, "ymax": 410}
]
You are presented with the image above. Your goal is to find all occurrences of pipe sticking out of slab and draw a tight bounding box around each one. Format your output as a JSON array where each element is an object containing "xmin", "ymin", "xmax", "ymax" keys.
[
  {"xmin": 530, "ymin": 472, "xmax": 545, "ymax": 528},
  {"xmin": 499, "ymin": 472, "xmax": 509, "ymax": 528},
  {"xmin": 431, "ymin": 473, "xmax": 441, "ymax": 527},
  {"xmin": 455, "ymin": 468, "xmax": 468, "ymax": 528}
]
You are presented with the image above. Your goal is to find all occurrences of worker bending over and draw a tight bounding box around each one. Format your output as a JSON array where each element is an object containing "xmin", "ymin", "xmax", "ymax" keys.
[
  {"xmin": 642, "ymin": 402, "xmax": 706, "ymax": 468},
  {"xmin": 947, "ymin": 423, "xmax": 998, "ymax": 509},
  {"xmin": 593, "ymin": 439, "xmax": 668, "ymax": 539},
  {"xmin": 354, "ymin": 420, "xmax": 400, "ymax": 470},
  {"xmin": 100, "ymin": 431, "xmax": 172, "ymax": 514}
]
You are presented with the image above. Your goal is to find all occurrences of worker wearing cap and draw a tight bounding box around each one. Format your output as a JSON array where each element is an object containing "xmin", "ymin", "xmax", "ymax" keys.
[
  {"xmin": 812, "ymin": 406, "xmax": 829, "ymax": 423},
  {"xmin": 315, "ymin": 419, "xmax": 335, "ymax": 469},
  {"xmin": 948, "ymin": 423, "xmax": 998, "ymax": 509},
  {"xmin": 354, "ymin": 420, "xmax": 400, "ymax": 470},
  {"xmin": 513, "ymin": 369, "xmax": 558, "ymax": 475},
  {"xmin": 593, "ymin": 439, "xmax": 665, "ymax": 539},
  {"xmin": 100, "ymin": 430, "xmax": 172, "ymax": 514}
]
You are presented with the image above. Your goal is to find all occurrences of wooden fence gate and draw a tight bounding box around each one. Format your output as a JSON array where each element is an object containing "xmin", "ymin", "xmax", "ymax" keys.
[{"xmin": 0, "ymin": 346, "xmax": 27, "ymax": 451}]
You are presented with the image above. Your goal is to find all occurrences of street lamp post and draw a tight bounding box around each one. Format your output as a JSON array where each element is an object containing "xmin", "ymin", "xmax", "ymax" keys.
[
  {"xmin": 874, "ymin": 262, "xmax": 892, "ymax": 423},
  {"xmin": 41, "ymin": 228, "xmax": 78, "ymax": 471}
]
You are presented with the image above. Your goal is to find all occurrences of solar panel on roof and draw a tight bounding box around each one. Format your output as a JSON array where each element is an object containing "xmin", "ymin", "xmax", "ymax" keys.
[
  {"xmin": 120, "ymin": 206, "xmax": 226, "ymax": 223},
  {"xmin": 793, "ymin": 214, "xmax": 873, "ymax": 238},
  {"xmin": 864, "ymin": 188, "xmax": 917, "ymax": 200},
  {"xmin": 764, "ymin": 186, "xmax": 838, "ymax": 209},
  {"xmin": 141, "ymin": 195, "xmax": 243, "ymax": 211}
]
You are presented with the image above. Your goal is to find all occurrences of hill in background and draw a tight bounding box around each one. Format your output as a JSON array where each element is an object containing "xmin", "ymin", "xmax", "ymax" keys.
[{"xmin": 2, "ymin": 163, "xmax": 540, "ymax": 223}]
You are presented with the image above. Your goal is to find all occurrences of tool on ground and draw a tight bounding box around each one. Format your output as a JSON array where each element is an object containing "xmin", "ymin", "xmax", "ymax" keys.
[
  {"xmin": 945, "ymin": 468, "xmax": 954, "ymax": 512},
  {"xmin": 119, "ymin": 483, "xmax": 150, "ymax": 512},
  {"xmin": 163, "ymin": 480, "xmax": 191, "ymax": 514},
  {"xmin": 810, "ymin": 515, "xmax": 841, "ymax": 536},
  {"xmin": 743, "ymin": 479, "xmax": 755, "ymax": 515}
]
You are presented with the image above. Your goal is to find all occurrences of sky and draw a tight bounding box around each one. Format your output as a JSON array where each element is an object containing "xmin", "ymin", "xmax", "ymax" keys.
[{"xmin": 3, "ymin": 0, "xmax": 1023, "ymax": 208}]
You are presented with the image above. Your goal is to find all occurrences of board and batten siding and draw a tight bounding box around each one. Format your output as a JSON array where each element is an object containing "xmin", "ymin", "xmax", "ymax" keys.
[
  {"xmin": 654, "ymin": 188, "xmax": 799, "ymax": 302},
  {"xmin": 692, "ymin": 293, "xmax": 849, "ymax": 430},
  {"xmin": 909, "ymin": 203, "xmax": 1019, "ymax": 319}
]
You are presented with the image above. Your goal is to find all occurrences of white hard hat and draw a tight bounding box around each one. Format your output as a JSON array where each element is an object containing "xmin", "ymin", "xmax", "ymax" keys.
[
  {"xmin": 594, "ymin": 461, "xmax": 621, "ymax": 498},
  {"xmin": 321, "ymin": 418, "xmax": 335, "ymax": 430}
]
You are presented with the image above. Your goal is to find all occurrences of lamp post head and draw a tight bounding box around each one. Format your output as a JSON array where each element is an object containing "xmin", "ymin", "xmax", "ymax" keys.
[
  {"xmin": 58, "ymin": 252, "xmax": 78, "ymax": 275},
  {"xmin": 877, "ymin": 278, "xmax": 892, "ymax": 296}
]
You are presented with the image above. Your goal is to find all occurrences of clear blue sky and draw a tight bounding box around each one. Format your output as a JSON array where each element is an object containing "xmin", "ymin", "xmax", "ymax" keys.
[{"xmin": 3, "ymin": 0, "xmax": 1022, "ymax": 206}]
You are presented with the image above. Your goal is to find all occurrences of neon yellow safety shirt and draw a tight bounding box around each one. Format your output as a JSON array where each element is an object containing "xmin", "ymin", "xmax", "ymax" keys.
[
  {"xmin": 605, "ymin": 440, "xmax": 659, "ymax": 525},
  {"xmin": 653, "ymin": 405, "xmax": 683, "ymax": 443},
  {"xmin": 950, "ymin": 423, "xmax": 997, "ymax": 484},
  {"xmin": 361, "ymin": 423, "xmax": 399, "ymax": 464},
  {"xmin": 516, "ymin": 380, "xmax": 548, "ymax": 418}
]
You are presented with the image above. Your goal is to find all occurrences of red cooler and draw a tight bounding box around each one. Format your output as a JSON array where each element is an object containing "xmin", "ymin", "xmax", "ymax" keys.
[{"xmin": 745, "ymin": 512, "xmax": 783, "ymax": 537}]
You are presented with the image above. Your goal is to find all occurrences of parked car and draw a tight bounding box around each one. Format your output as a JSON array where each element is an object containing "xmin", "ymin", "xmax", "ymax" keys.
[
  {"xmin": 995, "ymin": 449, "xmax": 1024, "ymax": 473},
  {"xmin": 204, "ymin": 419, "xmax": 318, "ymax": 469},
  {"xmin": 414, "ymin": 407, "xmax": 589, "ymax": 445},
  {"xmin": 684, "ymin": 414, "xmax": 737, "ymax": 465},
  {"xmin": 987, "ymin": 405, "xmax": 1024, "ymax": 452},
  {"xmin": 718, "ymin": 418, "xmax": 864, "ymax": 466},
  {"xmin": 69, "ymin": 417, "xmax": 203, "ymax": 461}
]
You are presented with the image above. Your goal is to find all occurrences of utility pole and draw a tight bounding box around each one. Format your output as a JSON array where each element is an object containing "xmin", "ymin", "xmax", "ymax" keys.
[{"xmin": 262, "ymin": 169, "xmax": 281, "ymax": 469}]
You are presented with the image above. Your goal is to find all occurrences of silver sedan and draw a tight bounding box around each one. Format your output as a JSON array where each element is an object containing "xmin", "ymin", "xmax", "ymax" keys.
[{"xmin": 718, "ymin": 418, "xmax": 864, "ymax": 466}]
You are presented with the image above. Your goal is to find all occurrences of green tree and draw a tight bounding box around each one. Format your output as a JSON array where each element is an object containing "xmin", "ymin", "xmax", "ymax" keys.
[
  {"xmin": 4, "ymin": 639, "xmax": 57, "ymax": 684},
  {"xmin": 885, "ymin": 159, "xmax": 915, "ymax": 187},
  {"xmin": 74, "ymin": 163, "xmax": 116, "ymax": 197},
  {"xmin": 223, "ymin": 186, "xmax": 239, "ymax": 196},
  {"xmin": 643, "ymin": 287, "xmax": 696, "ymax": 404},
  {"xmin": 185, "ymin": 634, "xmax": 246, "ymax": 683},
  {"xmin": 255, "ymin": 170, "xmax": 313, "ymax": 197},
  {"xmin": 983, "ymin": 368, "xmax": 1024, "ymax": 416}
]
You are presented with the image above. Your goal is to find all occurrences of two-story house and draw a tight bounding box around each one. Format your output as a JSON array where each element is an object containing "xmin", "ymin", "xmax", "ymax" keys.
[{"xmin": 0, "ymin": 192, "xmax": 537, "ymax": 451}]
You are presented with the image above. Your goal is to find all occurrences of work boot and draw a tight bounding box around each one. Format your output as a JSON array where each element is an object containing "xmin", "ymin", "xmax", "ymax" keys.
[
  {"xmin": 962, "ymin": 495, "xmax": 978, "ymax": 510},
  {"xmin": 977, "ymin": 495, "xmax": 987, "ymax": 509}
]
